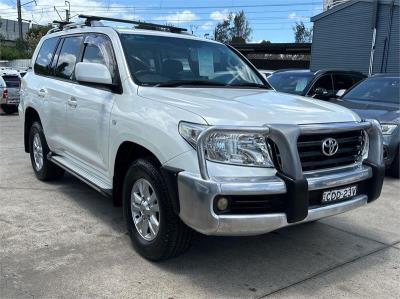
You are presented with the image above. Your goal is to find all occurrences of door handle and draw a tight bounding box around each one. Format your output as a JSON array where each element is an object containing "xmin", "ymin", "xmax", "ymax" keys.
[
  {"xmin": 68, "ymin": 97, "xmax": 77, "ymax": 108},
  {"xmin": 38, "ymin": 88, "xmax": 47, "ymax": 98}
]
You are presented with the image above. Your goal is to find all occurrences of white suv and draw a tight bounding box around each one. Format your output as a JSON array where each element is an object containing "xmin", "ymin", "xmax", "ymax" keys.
[{"xmin": 20, "ymin": 16, "xmax": 385, "ymax": 261}]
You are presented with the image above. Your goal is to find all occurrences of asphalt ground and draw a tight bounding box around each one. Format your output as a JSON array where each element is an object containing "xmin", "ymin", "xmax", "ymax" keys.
[{"xmin": 1, "ymin": 113, "xmax": 399, "ymax": 298}]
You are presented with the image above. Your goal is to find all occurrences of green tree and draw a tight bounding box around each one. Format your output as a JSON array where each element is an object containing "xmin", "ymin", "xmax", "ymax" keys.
[
  {"xmin": 213, "ymin": 10, "xmax": 252, "ymax": 44},
  {"xmin": 292, "ymin": 21, "xmax": 313, "ymax": 43}
]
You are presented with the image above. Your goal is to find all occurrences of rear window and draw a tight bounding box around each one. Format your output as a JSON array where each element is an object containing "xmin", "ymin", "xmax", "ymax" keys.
[
  {"xmin": 3, "ymin": 75, "xmax": 20, "ymax": 88},
  {"xmin": 34, "ymin": 37, "xmax": 59, "ymax": 76}
]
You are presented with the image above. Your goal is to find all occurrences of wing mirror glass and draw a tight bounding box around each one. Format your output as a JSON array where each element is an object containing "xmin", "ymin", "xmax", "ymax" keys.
[
  {"xmin": 336, "ymin": 89, "xmax": 347, "ymax": 97},
  {"xmin": 75, "ymin": 62, "xmax": 112, "ymax": 85}
]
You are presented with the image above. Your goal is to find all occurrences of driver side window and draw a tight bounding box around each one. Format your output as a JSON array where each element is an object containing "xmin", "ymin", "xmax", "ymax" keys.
[
  {"xmin": 81, "ymin": 34, "xmax": 118, "ymax": 84},
  {"xmin": 310, "ymin": 75, "xmax": 334, "ymax": 95}
]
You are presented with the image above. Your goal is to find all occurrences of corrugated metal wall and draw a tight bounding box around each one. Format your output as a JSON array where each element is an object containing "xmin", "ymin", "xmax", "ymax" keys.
[
  {"xmin": 311, "ymin": 1, "xmax": 399, "ymax": 75},
  {"xmin": 373, "ymin": 3, "xmax": 399, "ymax": 73}
]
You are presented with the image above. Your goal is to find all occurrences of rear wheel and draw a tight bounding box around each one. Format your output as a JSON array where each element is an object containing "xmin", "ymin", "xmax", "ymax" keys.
[
  {"xmin": 1, "ymin": 105, "xmax": 17, "ymax": 114},
  {"xmin": 29, "ymin": 122, "xmax": 64, "ymax": 181},
  {"xmin": 123, "ymin": 159, "xmax": 193, "ymax": 261}
]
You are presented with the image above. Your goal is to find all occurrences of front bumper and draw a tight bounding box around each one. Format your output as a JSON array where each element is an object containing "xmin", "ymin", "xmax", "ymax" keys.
[
  {"xmin": 173, "ymin": 120, "xmax": 385, "ymax": 236},
  {"xmin": 177, "ymin": 164, "xmax": 381, "ymax": 235}
]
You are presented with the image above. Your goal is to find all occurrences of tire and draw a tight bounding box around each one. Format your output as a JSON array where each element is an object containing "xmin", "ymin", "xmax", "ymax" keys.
[
  {"xmin": 123, "ymin": 159, "xmax": 193, "ymax": 261},
  {"xmin": 1, "ymin": 105, "xmax": 17, "ymax": 115},
  {"xmin": 29, "ymin": 122, "xmax": 65, "ymax": 181},
  {"xmin": 388, "ymin": 150, "xmax": 399, "ymax": 179}
]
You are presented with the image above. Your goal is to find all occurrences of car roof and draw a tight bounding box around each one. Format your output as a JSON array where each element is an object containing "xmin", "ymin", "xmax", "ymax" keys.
[{"xmin": 371, "ymin": 73, "xmax": 400, "ymax": 78}]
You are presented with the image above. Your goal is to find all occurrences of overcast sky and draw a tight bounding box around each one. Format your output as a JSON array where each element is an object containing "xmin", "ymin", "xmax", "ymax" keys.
[{"xmin": 0, "ymin": 0, "xmax": 322, "ymax": 42}]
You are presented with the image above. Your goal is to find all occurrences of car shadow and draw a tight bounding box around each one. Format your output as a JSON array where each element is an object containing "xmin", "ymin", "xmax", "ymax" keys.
[{"xmin": 49, "ymin": 173, "xmax": 386, "ymax": 298}]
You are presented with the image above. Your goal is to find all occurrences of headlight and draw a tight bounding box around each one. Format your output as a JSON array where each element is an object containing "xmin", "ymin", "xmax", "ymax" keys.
[
  {"xmin": 179, "ymin": 122, "xmax": 274, "ymax": 168},
  {"xmin": 381, "ymin": 123, "xmax": 398, "ymax": 135}
]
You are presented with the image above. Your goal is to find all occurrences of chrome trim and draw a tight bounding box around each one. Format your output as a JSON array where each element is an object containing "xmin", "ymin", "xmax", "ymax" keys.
[
  {"xmin": 300, "ymin": 121, "xmax": 371, "ymax": 135},
  {"xmin": 306, "ymin": 164, "xmax": 372, "ymax": 191}
]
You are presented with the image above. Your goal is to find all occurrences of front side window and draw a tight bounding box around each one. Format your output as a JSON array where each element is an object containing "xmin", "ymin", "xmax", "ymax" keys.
[
  {"xmin": 34, "ymin": 37, "xmax": 59, "ymax": 76},
  {"xmin": 120, "ymin": 34, "xmax": 265, "ymax": 87},
  {"xmin": 82, "ymin": 34, "xmax": 118, "ymax": 84},
  {"xmin": 268, "ymin": 72, "xmax": 314, "ymax": 94},
  {"xmin": 333, "ymin": 74, "xmax": 359, "ymax": 91},
  {"xmin": 55, "ymin": 36, "xmax": 83, "ymax": 80},
  {"xmin": 310, "ymin": 74, "xmax": 334, "ymax": 95},
  {"xmin": 343, "ymin": 77, "xmax": 400, "ymax": 104}
]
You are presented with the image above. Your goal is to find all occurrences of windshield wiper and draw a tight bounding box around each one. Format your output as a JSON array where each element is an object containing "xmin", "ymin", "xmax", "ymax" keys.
[
  {"xmin": 155, "ymin": 80, "xmax": 227, "ymax": 87},
  {"xmin": 228, "ymin": 82, "xmax": 270, "ymax": 89}
]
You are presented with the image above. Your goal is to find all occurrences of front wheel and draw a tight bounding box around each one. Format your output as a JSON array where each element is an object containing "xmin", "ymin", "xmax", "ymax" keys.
[{"xmin": 123, "ymin": 159, "xmax": 193, "ymax": 261}]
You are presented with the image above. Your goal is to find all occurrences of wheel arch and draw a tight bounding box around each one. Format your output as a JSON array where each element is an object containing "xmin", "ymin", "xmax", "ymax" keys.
[{"xmin": 24, "ymin": 106, "xmax": 41, "ymax": 153}]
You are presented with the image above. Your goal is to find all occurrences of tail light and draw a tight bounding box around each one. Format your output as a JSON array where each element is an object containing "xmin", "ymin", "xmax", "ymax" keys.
[{"xmin": 2, "ymin": 88, "xmax": 8, "ymax": 99}]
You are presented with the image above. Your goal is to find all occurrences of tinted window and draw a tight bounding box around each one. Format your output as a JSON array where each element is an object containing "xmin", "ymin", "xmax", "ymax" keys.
[
  {"xmin": 82, "ymin": 34, "xmax": 118, "ymax": 84},
  {"xmin": 310, "ymin": 75, "xmax": 334, "ymax": 94},
  {"xmin": 55, "ymin": 36, "xmax": 83, "ymax": 80},
  {"xmin": 120, "ymin": 34, "xmax": 264, "ymax": 87},
  {"xmin": 34, "ymin": 37, "xmax": 59, "ymax": 75},
  {"xmin": 268, "ymin": 72, "xmax": 314, "ymax": 94},
  {"xmin": 343, "ymin": 77, "xmax": 400, "ymax": 104},
  {"xmin": 3, "ymin": 75, "xmax": 20, "ymax": 88}
]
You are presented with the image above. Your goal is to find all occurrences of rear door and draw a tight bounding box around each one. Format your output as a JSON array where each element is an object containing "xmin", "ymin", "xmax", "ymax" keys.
[
  {"xmin": 64, "ymin": 33, "xmax": 119, "ymax": 172},
  {"xmin": 44, "ymin": 35, "xmax": 83, "ymax": 153}
]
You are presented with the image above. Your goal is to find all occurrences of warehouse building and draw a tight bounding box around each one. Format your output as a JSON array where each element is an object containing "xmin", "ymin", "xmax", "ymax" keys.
[{"xmin": 311, "ymin": 0, "xmax": 399, "ymax": 75}]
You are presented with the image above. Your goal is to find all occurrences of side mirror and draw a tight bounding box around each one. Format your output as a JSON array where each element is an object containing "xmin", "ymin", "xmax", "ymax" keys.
[
  {"xmin": 314, "ymin": 87, "xmax": 328, "ymax": 96},
  {"xmin": 336, "ymin": 89, "xmax": 347, "ymax": 97},
  {"xmin": 75, "ymin": 62, "xmax": 112, "ymax": 85}
]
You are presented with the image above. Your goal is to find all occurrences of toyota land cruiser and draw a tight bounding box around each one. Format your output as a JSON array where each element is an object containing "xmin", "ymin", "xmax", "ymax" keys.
[{"xmin": 19, "ymin": 15, "xmax": 385, "ymax": 261}]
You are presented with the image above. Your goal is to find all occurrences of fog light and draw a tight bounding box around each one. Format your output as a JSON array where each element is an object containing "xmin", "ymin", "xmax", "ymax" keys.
[{"xmin": 216, "ymin": 197, "xmax": 229, "ymax": 211}]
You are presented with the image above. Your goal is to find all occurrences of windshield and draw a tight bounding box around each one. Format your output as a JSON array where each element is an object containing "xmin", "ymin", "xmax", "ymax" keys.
[
  {"xmin": 268, "ymin": 72, "xmax": 314, "ymax": 94},
  {"xmin": 120, "ymin": 34, "xmax": 266, "ymax": 88},
  {"xmin": 343, "ymin": 77, "xmax": 400, "ymax": 104}
]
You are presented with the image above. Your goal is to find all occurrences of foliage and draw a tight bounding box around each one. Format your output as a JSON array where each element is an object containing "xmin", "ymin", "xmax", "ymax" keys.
[
  {"xmin": 292, "ymin": 21, "xmax": 313, "ymax": 43},
  {"xmin": 0, "ymin": 25, "xmax": 51, "ymax": 60},
  {"xmin": 213, "ymin": 10, "xmax": 252, "ymax": 44}
]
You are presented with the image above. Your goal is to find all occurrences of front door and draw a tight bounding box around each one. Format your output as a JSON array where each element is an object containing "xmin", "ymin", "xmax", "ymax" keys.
[{"xmin": 65, "ymin": 34, "xmax": 119, "ymax": 173}]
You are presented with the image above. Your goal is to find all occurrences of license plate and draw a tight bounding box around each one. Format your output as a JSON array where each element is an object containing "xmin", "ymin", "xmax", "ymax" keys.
[{"xmin": 322, "ymin": 185, "xmax": 357, "ymax": 204}]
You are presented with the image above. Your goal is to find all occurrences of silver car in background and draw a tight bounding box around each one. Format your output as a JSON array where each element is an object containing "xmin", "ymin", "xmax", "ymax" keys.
[{"xmin": 0, "ymin": 72, "xmax": 21, "ymax": 114}]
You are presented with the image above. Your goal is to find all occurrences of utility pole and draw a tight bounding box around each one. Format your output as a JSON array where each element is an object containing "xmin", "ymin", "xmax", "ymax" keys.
[
  {"xmin": 17, "ymin": 0, "xmax": 23, "ymax": 40},
  {"xmin": 65, "ymin": 1, "xmax": 70, "ymax": 22}
]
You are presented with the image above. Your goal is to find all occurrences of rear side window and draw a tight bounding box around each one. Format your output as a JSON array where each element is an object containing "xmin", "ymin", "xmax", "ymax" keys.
[
  {"xmin": 34, "ymin": 37, "xmax": 59, "ymax": 76},
  {"xmin": 55, "ymin": 36, "xmax": 83, "ymax": 80},
  {"xmin": 3, "ymin": 75, "xmax": 20, "ymax": 88}
]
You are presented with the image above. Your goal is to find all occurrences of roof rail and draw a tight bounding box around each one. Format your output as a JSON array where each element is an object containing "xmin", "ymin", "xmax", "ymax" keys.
[{"xmin": 78, "ymin": 14, "xmax": 188, "ymax": 33}]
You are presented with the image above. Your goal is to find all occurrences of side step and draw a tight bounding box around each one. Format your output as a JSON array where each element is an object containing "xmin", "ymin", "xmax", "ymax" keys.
[{"xmin": 48, "ymin": 153, "xmax": 112, "ymax": 197}]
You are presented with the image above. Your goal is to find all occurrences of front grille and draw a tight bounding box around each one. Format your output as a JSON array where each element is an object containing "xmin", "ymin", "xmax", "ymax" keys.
[
  {"xmin": 268, "ymin": 130, "xmax": 366, "ymax": 172},
  {"xmin": 297, "ymin": 130, "xmax": 365, "ymax": 172}
]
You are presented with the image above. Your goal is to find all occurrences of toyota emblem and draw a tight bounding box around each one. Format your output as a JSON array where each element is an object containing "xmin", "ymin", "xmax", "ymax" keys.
[{"xmin": 321, "ymin": 138, "xmax": 339, "ymax": 156}]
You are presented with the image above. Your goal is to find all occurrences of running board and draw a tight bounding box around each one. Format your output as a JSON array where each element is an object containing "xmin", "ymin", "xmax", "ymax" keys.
[{"xmin": 48, "ymin": 153, "xmax": 112, "ymax": 197}]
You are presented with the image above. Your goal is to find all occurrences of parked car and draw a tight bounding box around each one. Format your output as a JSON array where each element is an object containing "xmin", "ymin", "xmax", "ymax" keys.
[
  {"xmin": 332, "ymin": 74, "xmax": 399, "ymax": 177},
  {"xmin": 0, "ymin": 72, "xmax": 21, "ymax": 114},
  {"xmin": 20, "ymin": 15, "xmax": 385, "ymax": 261},
  {"xmin": 267, "ymin": 69, "xmax": 366, "ymax": 100}
]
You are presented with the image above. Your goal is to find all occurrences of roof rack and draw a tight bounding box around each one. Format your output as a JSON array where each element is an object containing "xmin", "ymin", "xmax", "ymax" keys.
[{"xmin": 78, "ymin": 14, "xmax": 188, "ymax": 33}]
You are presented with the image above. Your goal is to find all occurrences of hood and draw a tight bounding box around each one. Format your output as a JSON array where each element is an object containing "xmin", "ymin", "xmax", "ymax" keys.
[
  {"xmin": 332, "ymin": 99, "xmax": 400, "ymax": 124},
  {"xmin": 138, "ymin": 87, "xmax": 360, "ymax": 126}
]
